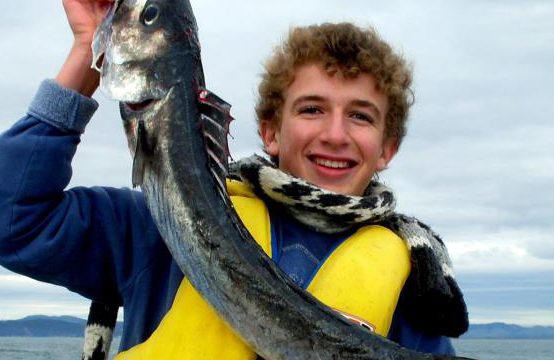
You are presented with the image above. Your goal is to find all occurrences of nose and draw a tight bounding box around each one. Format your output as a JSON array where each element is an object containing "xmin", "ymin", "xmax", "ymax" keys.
[{"xmin": 319, "ymin": 111, "xmax": 349, "ymax": 147}]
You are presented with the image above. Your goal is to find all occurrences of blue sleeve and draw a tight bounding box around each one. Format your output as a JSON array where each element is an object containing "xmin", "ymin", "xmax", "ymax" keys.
[
  {"xmin": 0, "ymin": 80, "xmax": 162, "ymax": 305},
  {"xmin": 388, "ymin": 309, "xmax": 456, "ymax": 356}
]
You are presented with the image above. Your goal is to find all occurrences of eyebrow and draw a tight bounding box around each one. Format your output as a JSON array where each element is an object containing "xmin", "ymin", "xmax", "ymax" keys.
[
  {"xmin": 290, "ymin": 95, "xmax": 325, "ymax": 109},
  {"xmin": 291, "ymin": 95, "xmax": 383, "ymax": 120}
]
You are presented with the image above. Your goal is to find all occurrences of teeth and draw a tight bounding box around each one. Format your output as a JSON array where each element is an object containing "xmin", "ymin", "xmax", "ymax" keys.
[{"xmin": 314, "ymin": 157, "xmax": 350, "ymax": 169}]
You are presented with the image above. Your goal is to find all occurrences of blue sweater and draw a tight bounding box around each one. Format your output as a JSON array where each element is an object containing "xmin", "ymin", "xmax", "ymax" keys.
[{"xmin": 0, "ymin": 80, "xmax": 454, "ymax": 355}]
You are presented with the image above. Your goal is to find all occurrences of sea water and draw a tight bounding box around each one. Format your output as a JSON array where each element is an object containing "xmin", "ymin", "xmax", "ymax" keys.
[
  {"xmin": 0, "ymin": 337, "xmax": 553, "ymax": 359},
  {"xmin": 453, "ymin": 339, "xmax": 554, "ymax": 360},
  {"xmin": 0, "ymin": 337, "xmax": 119, "ymax": 360}
]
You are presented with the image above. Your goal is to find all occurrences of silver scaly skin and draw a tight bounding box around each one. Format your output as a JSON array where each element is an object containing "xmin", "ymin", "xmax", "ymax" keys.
[{"xmin": 93, "ymin": 1, "xmax": 474, "ymax": 359}]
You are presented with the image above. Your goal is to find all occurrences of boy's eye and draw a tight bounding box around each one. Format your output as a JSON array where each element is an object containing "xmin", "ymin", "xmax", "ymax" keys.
[
  {"xmin": 300, "ymin": 106, "xmax": 319, "ymax": 114},
  {"xmin": 298, "ymin": 105, "xmax": 322, "ymax": 115},
  {"xmin": 350, "ymin": 112, "xmax": 374, "ymax": 124}
]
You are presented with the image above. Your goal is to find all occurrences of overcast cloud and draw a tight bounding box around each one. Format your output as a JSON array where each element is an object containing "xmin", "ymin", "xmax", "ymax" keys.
[{"xmin": 0, "ymin": 1, "xmax": 553, "ymax": 326}]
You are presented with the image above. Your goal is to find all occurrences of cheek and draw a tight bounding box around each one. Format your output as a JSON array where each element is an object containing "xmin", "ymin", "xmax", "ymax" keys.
[
  {"xmin": 357, "ymin": 136, "xmax": 387, "ymax": 171},
  {"xmin": 277, "ymin": 138, "xmax": 299, "ymax": 164},
  {"xmin": 279, "ymin": 122, "xmax": 310, "ymax": 153},
  {"xmin": 356, "ymin": 134, "xmax": 385, "ymax": 164},
  {"xmin": 276, "ymin": 126, "xmax": 314, "ymax": 174}
]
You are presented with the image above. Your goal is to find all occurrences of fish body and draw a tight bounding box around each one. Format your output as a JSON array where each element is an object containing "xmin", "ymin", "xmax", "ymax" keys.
[{"xmin": 93, "ymin": 1, "xmax": 473, "ymax": 359}]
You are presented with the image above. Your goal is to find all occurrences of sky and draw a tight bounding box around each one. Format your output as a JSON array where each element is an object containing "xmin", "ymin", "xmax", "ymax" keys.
[{"xmin": 0, "ymin": 0, "xmax": 553, "ymax": 327}]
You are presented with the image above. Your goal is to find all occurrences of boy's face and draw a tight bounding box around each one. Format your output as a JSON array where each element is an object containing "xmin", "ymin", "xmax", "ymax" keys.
[{"xmin": 260, "ymin": 63, "xmax": 397, "ymax": 196}]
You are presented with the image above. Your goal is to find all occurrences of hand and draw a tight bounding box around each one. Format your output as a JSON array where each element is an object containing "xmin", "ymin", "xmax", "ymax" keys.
[
  {"xmin": 63, "ymin": 0, "xmax": 115, "ymax": 47},
  {"xmin": 55, "ymin": 0, "xmax": 114, "ymax": 96}
]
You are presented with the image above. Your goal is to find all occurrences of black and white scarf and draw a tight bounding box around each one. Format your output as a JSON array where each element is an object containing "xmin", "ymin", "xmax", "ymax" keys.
[{"xmin": 230, "ymin": 155, "xmax": 469, "ymax": 337}]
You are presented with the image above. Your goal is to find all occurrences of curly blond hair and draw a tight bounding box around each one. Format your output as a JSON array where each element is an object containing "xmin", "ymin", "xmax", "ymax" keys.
[{"xmin": 256, "ymin": 22, "xmax": 414, "ymax": 145}]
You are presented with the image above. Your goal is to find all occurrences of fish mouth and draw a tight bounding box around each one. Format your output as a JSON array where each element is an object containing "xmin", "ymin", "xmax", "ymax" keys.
[
  {"xmin": 120, "ymin": 83, "xmax": 180, "ymax": 114},
  {"xmin": 123, "ymin": 98, "xmax": 159, "ymax": 112}
]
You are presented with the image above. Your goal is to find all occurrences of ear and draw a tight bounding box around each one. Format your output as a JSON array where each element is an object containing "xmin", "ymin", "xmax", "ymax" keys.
[
  {"xmin": 376, "ymin": 137, "xmax": 399, "ymax": 172},
  {"xmin": 259, "ymin": 120, "xmax": 280, "ymax": 157}
]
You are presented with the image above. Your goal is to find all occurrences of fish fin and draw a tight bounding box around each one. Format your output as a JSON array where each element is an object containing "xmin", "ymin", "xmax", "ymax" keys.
[
  {"xmin": 198, "ymin": 88, "xmax": 233, "ymax": 197},
  {"xmin": 132, "ymin": 120, "xmax": 147, "ymax": 188},
  {"xmin": 91, "ymin": 2, "xmax": 117, "ymax": 72}
]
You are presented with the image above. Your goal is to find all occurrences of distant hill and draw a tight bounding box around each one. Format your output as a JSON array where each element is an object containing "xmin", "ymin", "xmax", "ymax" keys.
[
  {"xmin": 1, "ymin": 316, "xmax": 553, "ymax": 339},
  {"xmin": 0, "ymin": 315, "xmax": 122, "ymax": 337},
  {"xmin": 462, "ymin": 322, "xmax": 554, "ymax": 339}
]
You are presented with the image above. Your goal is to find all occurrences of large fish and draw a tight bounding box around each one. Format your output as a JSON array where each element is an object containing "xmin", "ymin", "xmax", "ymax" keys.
[{"xmin": 92, "ymin": 1, "xmax": 473, "ymax": 359}]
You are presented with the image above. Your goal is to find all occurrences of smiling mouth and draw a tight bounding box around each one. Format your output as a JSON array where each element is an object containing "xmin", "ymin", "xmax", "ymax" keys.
[{"xmin": 310, "ymin": 156, "xmax": 355, "ymax": 169}]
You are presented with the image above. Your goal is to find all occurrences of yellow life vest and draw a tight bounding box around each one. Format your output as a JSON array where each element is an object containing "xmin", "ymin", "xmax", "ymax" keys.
[{"xmin": 115, "ymin": 180, "xmax": 410, "ymax": 360}]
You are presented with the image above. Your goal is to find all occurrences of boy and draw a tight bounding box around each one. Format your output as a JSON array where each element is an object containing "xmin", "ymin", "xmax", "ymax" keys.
[{"xmin": 0, "ymin": 0, "xmax": 467, "ymax": 358}]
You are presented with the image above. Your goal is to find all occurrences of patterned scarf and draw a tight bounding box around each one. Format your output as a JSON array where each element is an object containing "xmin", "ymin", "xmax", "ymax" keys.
[{"xmin": 230, "ymin": 155, "xmax": 469, "ymax": 337}]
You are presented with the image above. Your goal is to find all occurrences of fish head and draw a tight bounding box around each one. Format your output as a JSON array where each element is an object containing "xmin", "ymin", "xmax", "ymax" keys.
[
  {"xmin": 92, "ymin": 0, "xmax": 203, "ymax": 105},
  {"xmin": 92, "ymin": 0, "xmax": 206, "ymax": 182}
]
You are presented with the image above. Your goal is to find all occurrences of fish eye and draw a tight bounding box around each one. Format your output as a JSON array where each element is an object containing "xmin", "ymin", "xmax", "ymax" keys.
[{"xmin": 141, "ymin": 3, "xmax": 160, "ymax": 26}]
